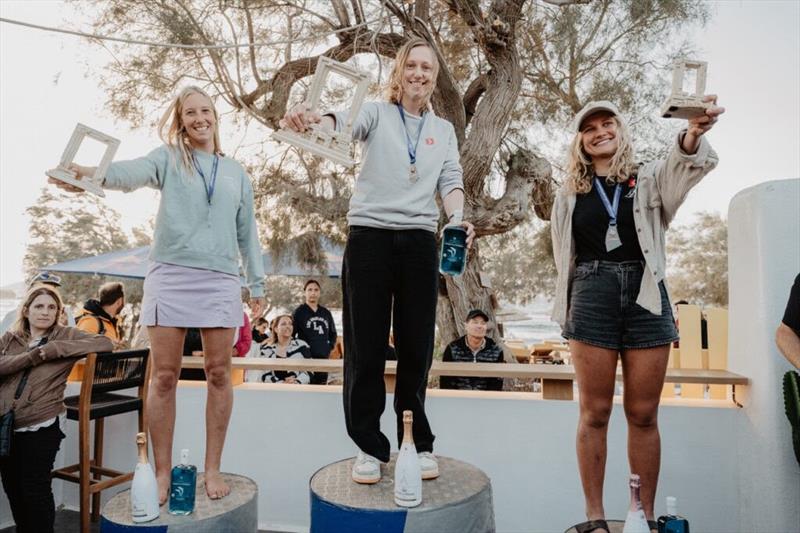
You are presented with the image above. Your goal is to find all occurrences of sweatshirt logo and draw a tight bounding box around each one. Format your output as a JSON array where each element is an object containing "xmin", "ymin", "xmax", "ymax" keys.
[{"xmin": 425, "ymin": 137, "xmax": 435, "ymax": 145}]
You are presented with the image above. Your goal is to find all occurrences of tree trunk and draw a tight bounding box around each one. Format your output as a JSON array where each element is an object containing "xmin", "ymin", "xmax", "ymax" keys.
[{"xmin": 436, "ymin": 241, "xmax": 518, "ymax": 364}]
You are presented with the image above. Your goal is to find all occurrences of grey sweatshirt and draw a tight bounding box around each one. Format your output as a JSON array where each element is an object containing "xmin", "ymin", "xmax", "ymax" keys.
[{"xmin": 332, "ymin": 101, "xmax": 463, "ymax": 232}]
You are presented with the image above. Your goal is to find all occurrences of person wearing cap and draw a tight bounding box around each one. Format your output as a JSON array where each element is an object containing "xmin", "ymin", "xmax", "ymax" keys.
[
  {"xmin": 550, "ymin": 97, "xmax": 724, "ymax": 532},
  {"xmin": 0, "ymin": 272, "xmax": 74, "ymax": 335},
  {"xmin": 440, "ymin": 309, "xmax": 503, "ymax": 391}
]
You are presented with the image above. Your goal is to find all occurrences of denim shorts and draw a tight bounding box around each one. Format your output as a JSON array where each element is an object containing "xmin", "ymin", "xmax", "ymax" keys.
[{"xmin": 563, "ymin": 260, "xmax": 678, "ymax": 351}]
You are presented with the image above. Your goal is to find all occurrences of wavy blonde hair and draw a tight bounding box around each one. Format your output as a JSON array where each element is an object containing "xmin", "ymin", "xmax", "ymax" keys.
[
  {"xmin": 565, "ymin": 113, "xmax": 638, "ymax": 194},
  {"xmin": 158, "ymin": 86, "xmax": 223, "ymax": 176},
  {"xmin": 12, "ymin": 285, "xmax": 64, "ymax": 339},
  {"xmin": 384, "ymin": 38, "xmax": 439, "ymax": 112}
]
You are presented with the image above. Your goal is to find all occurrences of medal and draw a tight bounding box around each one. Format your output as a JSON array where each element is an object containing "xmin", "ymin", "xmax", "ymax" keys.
[
  {"xmin": 594, "ymin": 177, "xmax": 623, "ymax": 252},
  {"xmin": 397, "ymin": 104, "xmax": 427, "ymax": 183}
]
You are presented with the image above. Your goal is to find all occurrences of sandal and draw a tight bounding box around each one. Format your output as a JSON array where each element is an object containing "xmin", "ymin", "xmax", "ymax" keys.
[
  {"xmin": 648, "ymin": 520, "xmax": 659, "ymax": 532},
  {"xmin": 574, "ymin": 519, "xmax": 610, "ymax": 533}
]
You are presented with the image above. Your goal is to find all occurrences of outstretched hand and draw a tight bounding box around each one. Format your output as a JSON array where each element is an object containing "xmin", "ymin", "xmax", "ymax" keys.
[
  {"xmin": 280, "ymin": 102, "xmax": 322, "ymax": 133},
  {"xmin": 47, "ymin": 163, "xmax": 95, "ymax": 194},
  {"xmin": 682, "ymin": 94, "xmax": 725, "ymax": 154}
]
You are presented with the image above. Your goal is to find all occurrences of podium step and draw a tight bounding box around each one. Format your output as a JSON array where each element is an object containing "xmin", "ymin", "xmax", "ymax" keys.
[
  {"xmin": 100, "ymin": 473, "xmax": 257, "ymax": 532},
  {"xmin": 310, "ymin": 454, "xmax": 495, "ymax": 533}
]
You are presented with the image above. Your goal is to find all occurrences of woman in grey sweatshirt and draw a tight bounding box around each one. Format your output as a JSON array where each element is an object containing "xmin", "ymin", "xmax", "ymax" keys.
[{"xmin": 282, "ymin": 38, "xmax": 474, "ymax": 485}]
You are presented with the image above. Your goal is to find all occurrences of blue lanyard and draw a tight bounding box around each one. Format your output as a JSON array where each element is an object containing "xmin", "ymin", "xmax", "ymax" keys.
[
  {"xmin": 192, "ymin": 153, "xmax": 219, "ymax": 205},
  {"xmin": 396, "ymin": 103, "xmax": 427, "ymax": 166},
  {"xmin": 593, "ymin": 177, "xmax": 622, "ymax": 225}
]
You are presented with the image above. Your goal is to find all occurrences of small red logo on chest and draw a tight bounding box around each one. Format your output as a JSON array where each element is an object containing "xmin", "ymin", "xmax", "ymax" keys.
[{"xmin": 425, "ymin": 138, "xmax": 435, "ymax": 145}]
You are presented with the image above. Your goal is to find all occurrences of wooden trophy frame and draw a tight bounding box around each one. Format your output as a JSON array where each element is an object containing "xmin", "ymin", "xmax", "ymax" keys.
[
  {"xmin": 272, "ymin": 56, "xmax": 370, "ymax": 167},
  {"xmin": 46, "ymin": 123, "xmax": 120, "ymax": 197},
  {"xmin": 660, "ymin": 59, "xmax": 712, "ymax": 120}
]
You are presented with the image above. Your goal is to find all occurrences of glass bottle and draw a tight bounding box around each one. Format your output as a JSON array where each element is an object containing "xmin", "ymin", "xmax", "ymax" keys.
[
  {"xmin": 394, "ymin": 410, "xmax": 422, "ymax": 507},
  {"xmin": 168, "ymin": 448, "xmax": 197, "ymax": 515},
  {"xmin": 440, "ymin": 226, "xmax": 468, "ymax": 276},
  {"xmin": 131, "ymin": 432, "xmax": 159, "ymax": 523},
  {"xmin": 622, "ymin": 474, "xmax": 650, "ymax": 533},
  {"xmin": 657, "ymin": 496, "xmax": 690, "ymax": 533}
]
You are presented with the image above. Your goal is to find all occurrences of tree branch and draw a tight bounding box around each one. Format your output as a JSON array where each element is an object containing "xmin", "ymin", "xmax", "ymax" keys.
[{"xmin": 470, "ymin": 148, "xmax": 554, "ymax": 236}]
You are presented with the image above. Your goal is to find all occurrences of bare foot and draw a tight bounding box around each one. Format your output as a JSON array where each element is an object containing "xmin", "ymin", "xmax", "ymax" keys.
[
  {"xmin": 156, "ymin": 473, "xmax": 170, "ymax": 505},
  {"xmin": 205, "ymin": 471, "xmax": 230, "ymax": 500}
]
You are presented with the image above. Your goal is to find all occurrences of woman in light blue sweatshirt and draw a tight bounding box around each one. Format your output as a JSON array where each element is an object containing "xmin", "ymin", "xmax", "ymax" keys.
[
  {"xmin": 50, "ymin": 86, "xmax": 265, "ymax": 502},
  {"xmin": 282, "ymin": 38, "xmax": 475, "ymax": 485}
]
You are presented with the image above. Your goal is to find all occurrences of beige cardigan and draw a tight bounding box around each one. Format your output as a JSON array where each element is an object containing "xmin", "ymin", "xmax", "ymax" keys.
[{"xmin": 550, "ymin": 131, "xmax": 719, "ymax": 327}]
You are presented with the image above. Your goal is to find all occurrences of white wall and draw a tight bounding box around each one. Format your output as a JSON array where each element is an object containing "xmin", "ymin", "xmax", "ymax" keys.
[
  {"xmin": 727, "ymin": 178, "xmax": 800, "ymax": 531},
  {"xmin": 37, "ymin": 384, "xmax": 741, "ymax": 533}
]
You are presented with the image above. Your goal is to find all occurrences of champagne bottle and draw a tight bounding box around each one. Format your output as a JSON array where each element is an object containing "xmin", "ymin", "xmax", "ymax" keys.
[
  {"xmin": 394, "ymin": 410, "xmax": 422, "ymax": 508},
  {"xmin": 131, "ymin": 432, "xmax": 159, "ymax": 523},
  {"xmin": 622, "ymin": 474, "xmax": 650, "ymax": 533},
  {"xmin": 169, "ymin": 448, "xmax": 197, "ymax": 515},
  {"xmin": 657, "ymin": 496, "xmax": 690, "ymax": 533}
]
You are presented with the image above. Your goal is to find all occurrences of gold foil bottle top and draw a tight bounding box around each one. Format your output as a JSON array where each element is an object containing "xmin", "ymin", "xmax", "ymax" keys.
[
  {"xmin": 403, "ymin": 410, "xmax": 413, "ymax": 424},
  {"xmin": 136, "ymin": 432, "xmax": 147, "ymax": 445}
]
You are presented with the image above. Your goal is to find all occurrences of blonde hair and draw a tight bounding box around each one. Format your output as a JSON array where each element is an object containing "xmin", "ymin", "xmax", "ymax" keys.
[
  {"xmin": 268, "ymin": 314, "xmax": 293, "ymax": 345},
  {"xmin": 12, "ymin": 285, "xmax": 64, "ymax": 338},
  {"xmin": 384, "ymin": 38, "xmax": 439, "ymax": 112},
  {"xmin": 565, "ymin": 114, "xmax": 638, "ymax": 194},
  {"xmin": 158, "ymin": 86, "xmax": 223, "ymax": 175}
]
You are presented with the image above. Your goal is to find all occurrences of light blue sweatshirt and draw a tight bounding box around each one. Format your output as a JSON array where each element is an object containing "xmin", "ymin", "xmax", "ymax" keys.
[
  {"xmin": 103, "ymin": 145, "xmax": 265, "ymax": 297},
  {"xmin": 332, "ymin": 101, "xmax": 463, "ymax": 232}
]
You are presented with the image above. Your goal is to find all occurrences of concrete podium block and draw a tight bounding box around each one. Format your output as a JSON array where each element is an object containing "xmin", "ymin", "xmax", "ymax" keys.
[
  {"xmin": 100, "ymin": 473, "xmax": 257, "ymax": 533},
  {"xmin": 310, "ymin": 455, "xmax": 495, "ymax": 533}
]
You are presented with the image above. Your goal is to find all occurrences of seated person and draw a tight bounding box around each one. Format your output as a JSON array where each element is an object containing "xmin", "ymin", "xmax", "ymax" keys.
[
  {"xmin": 245, "ymin": 315, "xmax": 312, "ymax": 384},
  {"xmin": 251, "ymin": 316, "xmax": 269, "ymax": 345},
  {"xmin": 440, "ymin": 309, "xmax": 503, "ymax": 391}
]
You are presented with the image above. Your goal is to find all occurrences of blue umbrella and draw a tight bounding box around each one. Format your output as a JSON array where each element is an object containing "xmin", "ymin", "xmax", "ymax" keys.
[{"xmin": 41, "ymin": 244, "xmax": 343, "ymax": 279}]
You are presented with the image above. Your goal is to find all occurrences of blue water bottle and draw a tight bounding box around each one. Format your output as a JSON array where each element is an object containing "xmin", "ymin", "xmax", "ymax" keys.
[
  {"xmin": 440, "ymin": 225, "xmax": 468, "ymax": 276},
  {"xmin": 168, "ymin": 449, "xmax": 197, "ymax": 515}
]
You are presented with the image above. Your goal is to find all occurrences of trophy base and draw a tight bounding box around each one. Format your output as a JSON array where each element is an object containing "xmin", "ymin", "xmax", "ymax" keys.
[
  {"xmin": 272, "ymin": 129, "xmax": 356, "ymax": 168},
  {"xmin": 46, "ymin": 167, "xmax": 106, "ymax": 197},
  {"xmin": 660, "ymin": 98, "xmax": 712, "ymax": 120}
]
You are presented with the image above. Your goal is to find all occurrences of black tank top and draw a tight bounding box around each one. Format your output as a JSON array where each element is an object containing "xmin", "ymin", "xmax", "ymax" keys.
[{"xmin": 573, "ymin": 176, "xmax": 644, "ymax": 262}]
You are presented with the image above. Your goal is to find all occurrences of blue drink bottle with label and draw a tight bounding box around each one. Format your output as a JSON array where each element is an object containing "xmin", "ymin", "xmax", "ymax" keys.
[
  {"xmin": 657, "ymin": 497, "xmax": 690, "ymax": 533},
  {"xmin": 440, "ymin": 226, "xmax": 468, "ymax": 276},
  {"xmin": 168, "ymin": 449, "xmax": 197, "ymax": 515}
]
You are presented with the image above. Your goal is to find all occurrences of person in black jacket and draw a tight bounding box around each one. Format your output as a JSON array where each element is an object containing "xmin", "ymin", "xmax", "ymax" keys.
[
  {"xmin": 440, "ymin": 309, "xmax": 503, "ymax": 391},
  {"xmin": 292, "ymin": 280, "xmax": 337, "ymax": 385}
]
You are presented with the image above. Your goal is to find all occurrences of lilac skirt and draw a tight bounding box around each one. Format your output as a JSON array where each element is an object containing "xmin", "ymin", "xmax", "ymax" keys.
[{"xmin": 140, "ymin": 262, "xmax": 243, "ymax": 328}]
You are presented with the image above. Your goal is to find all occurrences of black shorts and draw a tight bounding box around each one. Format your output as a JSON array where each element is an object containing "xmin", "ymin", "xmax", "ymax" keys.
[{"xmin": 563, "ymin": 260, "xmax": 678, "ymax": 351}]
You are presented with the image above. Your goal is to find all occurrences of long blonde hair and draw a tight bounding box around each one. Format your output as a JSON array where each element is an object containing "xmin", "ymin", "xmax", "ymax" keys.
[
  {"xmin": 158, "ymin": 86, "xmax": 223, "ymax": 175},
  {"xmin": 384, "ymin": 38, "xmax": 439, "ymax": 112},
  {"xmin": 565, "ymin": 114, "xmax": 638, "ymax": 194},
  {"xmin": 12, "ymin": 285, "xmax": 64, "ymax": 339}
]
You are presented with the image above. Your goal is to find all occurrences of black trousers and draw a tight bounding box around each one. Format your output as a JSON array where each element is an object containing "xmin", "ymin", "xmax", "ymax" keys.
[
  {"xmin": 342, "ymin": 226, "xmax": 438, "ymax": 462},
  {"xmin": 0, "ymin": 418, "xmax": 64, "ymax": 533}
]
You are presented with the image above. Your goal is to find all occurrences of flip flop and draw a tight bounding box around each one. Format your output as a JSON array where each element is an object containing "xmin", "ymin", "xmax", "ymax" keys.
[{"xmin": 574, "ymin": 519, "xmax": 610, "ymax": 533}]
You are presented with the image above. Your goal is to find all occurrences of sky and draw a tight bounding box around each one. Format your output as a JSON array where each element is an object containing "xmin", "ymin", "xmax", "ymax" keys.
[{"xmin": 1, "ymin": 1, "xmax": 799, "ymax": 287}]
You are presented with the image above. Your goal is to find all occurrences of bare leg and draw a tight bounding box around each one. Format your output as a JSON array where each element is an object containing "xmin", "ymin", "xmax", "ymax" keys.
[
  {"xmin": 146, "ymin": 326, "xmax": 186, "ymax": 504},
  {"xmin": 621, "ymin": 345, "xmax": 670, "ymax": 522},
  {"xmin": 571, "ymin": 339, "xmax": 619, "ymax": 522},
  {"xmin": 200, "ymin": 327, "xmax": 236, "ymax": 499}
]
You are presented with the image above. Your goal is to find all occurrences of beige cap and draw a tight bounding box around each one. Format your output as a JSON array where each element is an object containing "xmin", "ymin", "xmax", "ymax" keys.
[{"xmin": 571, "ymin": 100, "xmax": 620, "ymax": 132}]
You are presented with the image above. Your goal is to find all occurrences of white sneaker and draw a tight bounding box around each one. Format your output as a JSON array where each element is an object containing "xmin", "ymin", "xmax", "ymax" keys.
[
  {"xmin": 352, "ymin": 451, "xmax": 381, "ymax": 484},
  {"xmin": 418, "ymin": 451, "xmax": 439, "ymax": 480}
]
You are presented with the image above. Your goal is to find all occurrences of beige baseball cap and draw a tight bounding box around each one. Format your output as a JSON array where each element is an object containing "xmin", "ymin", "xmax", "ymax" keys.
[{"xmin": 571, "ymin": 100, "xmax": 620, "ymax": 132}]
